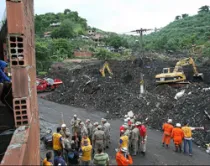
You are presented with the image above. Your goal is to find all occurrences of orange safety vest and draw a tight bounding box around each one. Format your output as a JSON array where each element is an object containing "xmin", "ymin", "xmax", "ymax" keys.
[
  {"xmin": 171, "ymin": 128, "xmax": 184, "ymax": 142},
  {"xmin": 53, "ymin": 133, "xmax": 62, "ymax": 150},
  {"xmin": 120, "ymin": 135, "xmax": 128, "ymax": 148},
  {"xmin": 163, "ymin": 123, "xmax": 173, "ymax": 135},
  {"xmin": 116, "ymin": 151, "xmax": 133, "ymax": 166}
]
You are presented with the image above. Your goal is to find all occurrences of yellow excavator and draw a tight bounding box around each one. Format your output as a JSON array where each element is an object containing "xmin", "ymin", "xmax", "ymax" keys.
[
  {"xmin": 155, "ymin": 57, "xmax": 204, "ymax": 84},
  {"xmin": 99, "ymin": 61, "xmax": 113, "ymax": 77}
]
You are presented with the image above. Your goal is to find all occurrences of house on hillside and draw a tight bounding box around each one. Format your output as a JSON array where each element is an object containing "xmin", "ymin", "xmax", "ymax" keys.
[
  {"xmin": 50, "ymin": 22, "xmax": 61, "ymax": 27},
  {"xmin": 44, "ymin": 31, "xmax": 52, "ymax": 38}
]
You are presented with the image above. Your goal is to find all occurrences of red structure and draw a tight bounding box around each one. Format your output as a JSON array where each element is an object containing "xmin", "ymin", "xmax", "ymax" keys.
[
  {"xmin": 74, "ymin": 51, "xmax": 93, "ymax": 58},
  {"xmin": 0, "ymin": 0, "xmax": 40, "ymax": 165}
]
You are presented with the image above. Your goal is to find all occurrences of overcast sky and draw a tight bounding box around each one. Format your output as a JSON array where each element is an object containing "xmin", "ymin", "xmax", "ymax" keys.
[{"xmin": 0, "ymin": 0, "xmax": 209, "ymax": 33}]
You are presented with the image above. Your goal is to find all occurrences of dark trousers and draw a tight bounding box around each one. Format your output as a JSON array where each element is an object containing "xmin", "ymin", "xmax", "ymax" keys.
[{"xmin": 184, "ymin": 139, "xmax": 192, "ymax": 154}]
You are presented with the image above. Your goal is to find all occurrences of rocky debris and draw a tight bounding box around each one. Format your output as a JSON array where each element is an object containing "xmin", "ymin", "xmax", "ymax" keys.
[{"xmin": 46, "ymin": 57, "xmax": 210, "ymax": 146}]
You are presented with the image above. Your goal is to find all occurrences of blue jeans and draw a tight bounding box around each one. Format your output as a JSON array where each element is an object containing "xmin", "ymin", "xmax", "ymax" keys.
[{"xmin": 184, "ymin": 139, "xmax": 192, "ymax": 154}]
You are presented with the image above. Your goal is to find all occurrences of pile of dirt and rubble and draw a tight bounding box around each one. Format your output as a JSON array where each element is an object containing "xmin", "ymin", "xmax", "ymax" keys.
[{"xmin": 45, "ymin": 57, "xmax": 210, "ymax": 146}]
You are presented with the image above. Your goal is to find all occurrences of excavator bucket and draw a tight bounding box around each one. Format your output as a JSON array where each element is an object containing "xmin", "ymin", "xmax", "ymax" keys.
[{"xmin": 193, "ymin": 73, "xmax": 204, "ymax": 81}]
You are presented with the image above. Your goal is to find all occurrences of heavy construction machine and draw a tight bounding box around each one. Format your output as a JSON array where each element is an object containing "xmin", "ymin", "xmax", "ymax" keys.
[
  {"xmin": 155, "ymin": 57, "xmax": 204, "ymax": 84},
  {"xmin": 99, "ymin": 61, "xmax": 113, "ymax": 77}
]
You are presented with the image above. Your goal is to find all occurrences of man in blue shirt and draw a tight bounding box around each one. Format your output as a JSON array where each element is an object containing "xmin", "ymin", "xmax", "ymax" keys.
[
  {"xmin": 54, "ymin": 150, "xmax": 66, "ymax": 166},
  {"xmin": 0, "ymin": 60, "xmax": 11, "ymax": 107}
]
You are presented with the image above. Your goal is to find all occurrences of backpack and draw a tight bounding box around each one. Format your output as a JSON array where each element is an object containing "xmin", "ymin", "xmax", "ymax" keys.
[{"xmin": 68, "ymin": 151, "xmax": 75, "ymax": 159}]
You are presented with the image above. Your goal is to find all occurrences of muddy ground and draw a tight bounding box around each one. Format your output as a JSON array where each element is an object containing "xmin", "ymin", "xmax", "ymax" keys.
[{"xmin": 45, "ymin": 56, "xmax": 210, "ymax": 147}]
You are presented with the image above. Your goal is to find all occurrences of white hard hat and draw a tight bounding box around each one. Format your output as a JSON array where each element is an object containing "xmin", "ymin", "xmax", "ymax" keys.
[
  {"xmin": 176, "ymin": 123, "xmax": 181, "ymax": 127},
  {"xmin": 124, "ymin": 119, "xmax": 128, "ymax": 123},
  {"xmin": 124, "ymin": 115, "xmax": 128, "ymax": 118},
  {"xmin": 168, "ymin": 119, "xmax": 172, "ymax": 123},
  {"xmin": 94, "ymin": 122, "xmax": 99, "ymax": 126},
  {"xmin": 98, "ymin": 125, "xmax": 102, "ymax": 129},
  {"xmin": 135, "ymin": 122, "xmax": 139, "ymax": 126},
  {"xmin": 61, "ymin": 124, "xmax": 66, "ymax": 128},
  {"xmin": 80, "ymin": 122, "xmax": 84, "ymax": 125},
  {"xmin": 101, "ymin": 118, "xmax": 106, "ymax": 122},
  {"xmin": 86, "ymin": 119, "xmax": 90, "ymax": 123},
  {"xmin": 127, "ymin": 117, "xmax": 130, "ymax": 120},
  {"xmin": 121, "ymin": 147, "xmax": 128, "ymax": 152},
  {"xmin": 74, "ymin": 114, "xmax": 77, "ymax": 117}
]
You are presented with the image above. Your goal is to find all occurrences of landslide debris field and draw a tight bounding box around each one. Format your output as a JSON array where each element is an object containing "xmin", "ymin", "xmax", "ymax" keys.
[{"xmin": 46, "ymin": 56, "xmax": 210, "ymax": 146}]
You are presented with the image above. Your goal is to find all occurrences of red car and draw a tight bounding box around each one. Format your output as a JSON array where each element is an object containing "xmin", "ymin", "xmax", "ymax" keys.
[{"xmin": 36, "ymin": 78, "xmax": 63, "ymax": 92}]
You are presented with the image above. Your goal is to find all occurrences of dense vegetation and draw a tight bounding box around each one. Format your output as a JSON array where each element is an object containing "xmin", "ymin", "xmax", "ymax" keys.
[{"xmin": 143, "ymin": 5, "xmax": 210, "ymax": 56}]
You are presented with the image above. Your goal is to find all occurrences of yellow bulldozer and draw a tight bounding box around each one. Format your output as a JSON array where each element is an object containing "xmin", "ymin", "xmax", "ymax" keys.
[
  {"xmin": 155, "ymin": 57, "xmax": 204, "ymax": 84},
  {"xmin": 99, "ymin": 61, "xmax": 113, "ymax": 77}
]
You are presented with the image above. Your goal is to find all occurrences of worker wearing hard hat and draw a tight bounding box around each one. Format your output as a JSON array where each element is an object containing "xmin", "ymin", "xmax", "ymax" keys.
[
  {"xmin": 119, "ymin": 129, "xmax": 129, "ymax": 150},
  {"xmin": 101, "ymin": 118, "xmax": 111, "ymax": 148},
  {"xmin": 60, "ymin": 123, "xmax": 71, "ymax": 138},
  {"xmin": 70, "ymin": 114, "xmax": 81, "ymax": 135},
  {"xmin": 85, "ymin": 119, "xmax": 93, "ymax": 143},
  {"xmin": 171, "ymin": 123, "xmax": 184, "ymax": 152},
  {"xmin": 92, "ymin": 125, "xmax": 105, "ymax": 153},
  {"xmin": 136, "ymin": 121, "xmax": 147, "ymax": 155},
  {"xmin": 130, "ymin": 123, "xmax": 139, "ymax": 156},
  {"xmin": 116, "ymin": 147, "xmax": 133, "ymax": 166},
  {"xmin": 162, "ymin": 119, "xmax": 174, "ymax": 148}
]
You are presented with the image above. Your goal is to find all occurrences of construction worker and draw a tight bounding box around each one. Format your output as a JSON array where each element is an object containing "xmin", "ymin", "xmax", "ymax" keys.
[
  {"xmin": 182, "ymin": 120, "xmax": 204, "ymax": 156},
  {"xmin": 119, "ymin": 130, "xmax": 129, "ymax": 149},
  {"xmin": 80, "ymin": 121, "xmax": 88, "ymax": 137},
  {"xmin": 101, "ymin": 118, "xmax": 111, "ymax": 148},
  {"xmin": 70, "ymin": 114, "xmax": 81, "ymax": 135},
  {"xmin": 0, "ymin": 60, "xmax": 10, "ymax": 107},
  {"xmin": 60, "ymin": 124, "xmax": 71, "ymax": 138},
  {"xmin": 171, "ymin": 123, "xmax": 184, "ymax": 153},
  {"xmin": 137, "ymin": 122, "xmax": 147, "ymax": 155},
  {"xmin": 162, "ymin": 119, "xmax": 174, "ymax": 148},
  {"xmin": 85, "ymin": 119, "xmax": 93, "ymax": 143},
  {"xmin": 52, "ymin": 127, "xmax": 64, "ymax": 157},
  {"xmin": 131, "ymin": 123, "xmax": 139, "ymax": 156},
  {"xmin": 120, "ymin": 124, "xmax": 126, "ymax": 136},
  {"xmin": 80, "ymin": 140, "xmax": 92, "ymax": 166},
  {"xmin": 116, "ymin": 147, "xmax": 133, "ymax": 166},
  {"xmin": 43, "ymin": 151, "xmax": 53, "ymax": 166},
  {"xmin": 63, "ymin": 132, "xmax": 71, "ymax": 163},
  {"xmin": 54, "ymin": 150, "xmax": 66, "ymax": 166},
  {"xmin": 92, "ymin": 125, "xmax": 105, "ymax": 153},
  {"xmin": 93, "ymin": 146, "xmax": 110, "ymax": 166}
]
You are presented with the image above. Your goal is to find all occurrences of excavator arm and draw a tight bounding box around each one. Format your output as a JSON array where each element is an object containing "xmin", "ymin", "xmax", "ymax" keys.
[{"xmin": 100, "ymin": 61, "xmax": 113, "ymax": 77}]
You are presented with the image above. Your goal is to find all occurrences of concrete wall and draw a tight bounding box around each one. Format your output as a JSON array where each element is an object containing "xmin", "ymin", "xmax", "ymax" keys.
[{"xmin": 1, "ymin": 0, "xmax": 40, "ymax": 165}]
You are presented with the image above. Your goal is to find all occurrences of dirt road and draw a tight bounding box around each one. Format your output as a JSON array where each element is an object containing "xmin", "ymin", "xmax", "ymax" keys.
[{"xmin": 39, "ymin": 98, "xmax": 210, "ymax": 165}]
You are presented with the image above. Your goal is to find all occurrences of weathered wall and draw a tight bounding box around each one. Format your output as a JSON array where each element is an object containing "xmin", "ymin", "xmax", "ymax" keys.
[{"xmin": 1, "ymin": 0, "xmax": 39, "ymax": 165}]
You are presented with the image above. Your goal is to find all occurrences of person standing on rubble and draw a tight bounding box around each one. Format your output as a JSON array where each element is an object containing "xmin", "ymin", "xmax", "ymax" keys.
[
  {"xmin": 0, "ymin": 60, "xmax": 11, "ymax": 107},
  {"xmin": 116, "ymin": 147, "xmax": 133, "ymax": 166},
  {"xmin": 131, "ymin": 123, "xmax": 140, "ymax": 156},
  {"xmin": 60, "ymin": 124, "xmax": 71, "ymax": 138},
  {"xmin": 101, "ymin": 118, "xmax": 111, "ymax": 148},
  {"xmin": 70, "ymin": 114, "xmax": 80, "ymax": 135},
  {"xmin": 162, "ymin": 119, "xmax": 174, "ymax": 148},
  {"xmin": 86, "ymin": 119, "xmax": 93, "ymax": 143},
  {"xmin": 182, "ymin": 121, "xmax": 204, "ymax": 156},
  {"xmin": 92, "ymin": 125, "xmax": 105, "ymax": 153},
  {"xmin": 171, "ymin": 123, "xmax": 184, "ymax": 153},
  {"xmin": 52, "ymin": 127, "xmax": 64, "ymax": 157},
  {"xmin": 137, "ymin": 122, "xmax": 147, "ymax": 156}
]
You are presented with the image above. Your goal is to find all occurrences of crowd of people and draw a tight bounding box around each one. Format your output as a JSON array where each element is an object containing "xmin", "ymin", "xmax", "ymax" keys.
[{"xmin": 42, "ymin": 113, "xmax": 148, "ymax": 166}]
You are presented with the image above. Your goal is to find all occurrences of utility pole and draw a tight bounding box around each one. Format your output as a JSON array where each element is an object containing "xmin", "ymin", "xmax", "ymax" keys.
[{"xmin": 130, "ymin": 28, "xmax": 152, "ymax": 97}]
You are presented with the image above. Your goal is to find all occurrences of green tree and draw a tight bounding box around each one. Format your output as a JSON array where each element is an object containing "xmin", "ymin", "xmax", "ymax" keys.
[
  {"xmin": 51, "ymin": 19, "xmax": 75, "ymax": 38},
  {"xmin": 64, "ymin": 9, "xmax": 71, "ymax": 15},
  {"xmin": 182, "ymin": 14, "xmax": 189, "ymax": 18},
  {"xmin": 175, "ymin": 15, "xmax": 181, "ymax": 20},
  {"xmin": 198, "ymin": 5, "xmax": 210, "ymax": 13}
]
